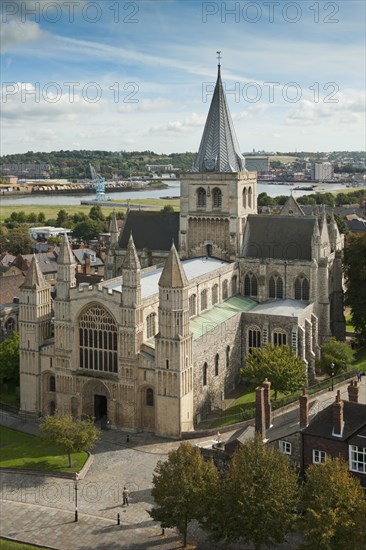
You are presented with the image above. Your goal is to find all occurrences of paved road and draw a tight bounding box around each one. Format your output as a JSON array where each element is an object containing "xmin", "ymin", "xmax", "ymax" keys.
[{"xmin": 1, "ymin": 375, "xmax": 365, "ymax": 549}]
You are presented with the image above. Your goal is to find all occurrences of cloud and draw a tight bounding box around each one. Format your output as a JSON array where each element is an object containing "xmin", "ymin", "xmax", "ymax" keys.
[
  {"xmin": 0, "ymin": 20, "xmax": 46, "ymax": 52},
  {"xmin": 117, "ymin": 98, "xmax": 174, "ymax": 114},
  {"xmin": 148, "ymin": 113, "xmax": 206, "ymax": 134}
]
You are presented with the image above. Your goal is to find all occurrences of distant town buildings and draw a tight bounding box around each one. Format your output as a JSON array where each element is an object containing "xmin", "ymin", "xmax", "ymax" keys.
[
  {"xmin": 311, "ymin": 162, "xmax": 334, "ymax": 181},
  {"xmin": 244, "ymin": 156, "xmax": 270, "ymax": 175},
  {"xmin": 0, "ymin": 164, "xmax": 52, "ymax": 179}
]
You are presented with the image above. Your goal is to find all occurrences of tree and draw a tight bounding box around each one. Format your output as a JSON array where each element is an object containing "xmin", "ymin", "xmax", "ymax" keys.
[
  {"xmin": 319, "ymin": 337, "xmax": 354, "ymax": 375},
  {"xmin": 149, "ymin": 441, "xmax": 218, "ymax": 547},
  {"xmin": 203, "ymin": 437, "xmax": 299, "ymax": 549},
  {"xmin": 89, "ymin": 205, "xmax": 105, "ymax": 222},
  {"xmin": 0, "ymin": 332, "xmax": 20, "ymax": 383},
  {"xmin": 344, "ymin": 233, "xmax": 366, "ymax": 344},
  {"xmin": 0, "ymin": 227, "xmax": 35, "ymax": 255},
  {"xmin": 56, "ymin": 209, "xmax": 69, "ymax": 226},
  {"xmin": 242, "ymin": 343, "xmax": 307, "ymax": 399},
  {"xmin": 72, "ymin": 219, "xmax": 104, "ymax": 243},
  {"xmin": 40, "ymin": 414, "xmax": 100, "ymax": 467},
  {"xmin": 301, "ymin": 458, "xmax": 366, "ymax": 550},
  {"xmin": 161, "ymin": 204, "xmax": 174, "ymax": 213}
]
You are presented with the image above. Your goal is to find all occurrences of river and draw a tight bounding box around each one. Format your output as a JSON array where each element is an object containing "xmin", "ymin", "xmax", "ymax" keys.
[{"xmin": 0, "ymin": 181, "xmax": 346, "ymax": 207}]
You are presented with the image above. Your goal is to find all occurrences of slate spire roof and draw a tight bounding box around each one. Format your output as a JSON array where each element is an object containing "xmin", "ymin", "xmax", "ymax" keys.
[
  {"xmin": 21, "ymin": 255, "xmax": 47, "ymax": 289},
  {"xmin": 194, "ymin": 61, "xmax": 246, "ymax": 173},
  {"xmin": 159, "ymin": 242, "xmax": 188, "ymax": 288},
  {"xmin": 110, "ymin": 211, "xmax": 119, "ymax": 235},
  {"xmin": 57, "ymin": 234, "xmax": 74, "ymax": 265},
  {"xmin": 122, "ymin": 233, "xmax": 141, "ymax": 270}
]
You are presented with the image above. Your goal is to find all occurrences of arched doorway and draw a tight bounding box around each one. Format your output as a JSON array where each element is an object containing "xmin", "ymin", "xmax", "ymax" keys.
[
  {"xmin": 139, "ymin": 386, "xmax": 155, "ymax": 432},
  {"xmin": 82, "ymin": 379, "xmax": 111, "ymax": 422}
]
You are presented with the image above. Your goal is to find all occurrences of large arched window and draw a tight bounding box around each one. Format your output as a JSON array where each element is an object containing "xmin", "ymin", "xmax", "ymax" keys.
[
  {"xmin": 201, "ymin": 289, "xmax": 208, "ymax": 311},
  {"xmin": 197, "ymin": 187, "xmax": 206, "ymax": 208},
  {"xmin": 146, "ymin": 313, "xmax": 156, "ymax": 339},
  {"xmin": 49, "ymin": 376, "xmax": 56, "ymax": 392},
  {"xmin": 214, "ymin": 354, "xmax": 219, "ymax": 376},
  {"xmin": 203, "ymin": 362, "xmax": 208, "ymax": 386},
  {"xmin": 79, "ymin": 304, "xmax": 118, "ymax": 373},
  {"xmin": 273, "ymin": 330, "xmax": 287, "ymax": 346},
  {"xmin": 189, "ymin": 294, "xmax": 197, "ymax": 317},
  {"xmin": 222, "ymin": 279, "xmax": 228, "ymax": 300},
  {"xmin": 248, "ymin": 327, "xmax": 261, "ymax": 350},
  {"xmin": 244, "ymin": 273, "xmax": 258, "ymax": 297},
  {"xmin": 269, "ymin": 275, "xmax": 283, "ymax": 299},
  {"xmin": 212, "ymin": 187, "xmax": 222, "ymax": 209},
  {"xmin": 294, "ymin": 276, "xmax": 310, "ymax": 301},
  {"xmin": 212, "ymin": 284, "xmax": 218, "ymax": 305},
  {"xmin": 146, "ymin": 388, "xmax": 154, "ymax": 406}
]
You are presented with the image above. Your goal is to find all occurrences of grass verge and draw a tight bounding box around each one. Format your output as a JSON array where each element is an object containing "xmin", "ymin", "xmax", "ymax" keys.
[
  {"xmin": 0, "ymin": 427, "xmax": 87, "ymax": 472},
  {"xmin": 0, "ymin": 539, "xmax": 51, "ymax": 550}
]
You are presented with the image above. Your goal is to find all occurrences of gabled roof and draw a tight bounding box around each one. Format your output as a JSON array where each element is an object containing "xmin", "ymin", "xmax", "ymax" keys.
[
  {"xmin": 0, "ymin": 274, "xmax": 25, "ymax": 304},
  {"xmin": 303, "ymin": 401, "xmax": 366, "ymax": 441},
  {"xmin": 158, "ymin": 243, "xmax": 188, "ymax": 288},
  {"xmin": 242, "ymin": 215, "xmax": 317, "ymax": 260},
  {"xmin": 193, "ymin": 64, "xmax": 246, "ymax": 173},
  {"xmin": 280, "ymin": 195, "xmax": 305, "ymax": 217},
  {"xmin": 119, "ymin": 211, "xmax": 179, "ymax": 251}
]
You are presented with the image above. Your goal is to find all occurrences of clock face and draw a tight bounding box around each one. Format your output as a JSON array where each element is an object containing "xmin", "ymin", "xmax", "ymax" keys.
[{"xmin": 204, "ymin": 158, "xmax": 216, "ymax": 171}]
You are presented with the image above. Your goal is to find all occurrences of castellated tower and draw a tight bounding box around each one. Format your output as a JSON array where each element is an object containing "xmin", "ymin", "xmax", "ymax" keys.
[
  {"xmin": 54, "ymin": 234, "xmax": 76, "ymax": 366},
  {"xmin": 155, "ymin": 243, "xmax": 193, "ymax": 437},
  {"xmin": 19, "ymin": 256, "xmax": 52, "ymax": 415},
  {"xmin": 180, "ymin": 62, "xmax": 257, "ymax": 261}
]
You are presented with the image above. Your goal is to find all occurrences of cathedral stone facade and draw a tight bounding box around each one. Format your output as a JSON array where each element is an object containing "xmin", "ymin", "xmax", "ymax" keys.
[{"xmin": 19, "ymin": 64, "xmax": 345, "ymax": 438}]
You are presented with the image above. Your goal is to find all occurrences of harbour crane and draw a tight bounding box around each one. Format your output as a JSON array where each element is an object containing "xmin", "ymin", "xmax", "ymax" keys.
[{"xmin": 89, "ymin": 164, "xmax": 109, "ymax": 201}]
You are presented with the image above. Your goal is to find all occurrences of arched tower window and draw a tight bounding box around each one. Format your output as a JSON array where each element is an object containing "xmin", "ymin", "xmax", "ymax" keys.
[
  {"xmin": 146, "ymin": 388, "xmax": 154, "ymax": 406},
  {"xmin": 203, "ymin": 362, "xmax": 208, "ymax": 386},
  {"xmin": 226, "ymin": 345, "xmax": 230, "ymax": 368},
  {"xmin": 294, "ymin": 276, "xmax": 310, "ymax": 301},
  {"xmin": 243, "ymin": 188, "xmax": 247, "ymax": 208},
  {"xmin": 231, "ymin": 275, "xmax": 238, "ymax": 295},
  {"xmin": 189, "ymin": 294, "xmax": 197, "ymax": 317},
  {"xmin": 248, "ymin": 187, "xmax": 253, "ymax": 208},
  {"xmin": 269, "ymin": 275, "xmax": 283, "ymax": 299},
  {"xmin": 197, "ymin": 187, "xmax": 206, "ymax": 208},
  {"xmin": 146, "ymin": 313, "xmax": 156, "ymax": 339},
  {"xmin": 49, "ymin": 376, "xmax": 56, "ymax": 392},
  {"xmin": 214, "ymin": 354, "xmax": 219, "ymax": 376},
  {"xmin": 201, "ymin": 289, "xmax": 208, "ymax": 311},
  {"xmin": 212, "ymin": 284, "xmax": 218, "ymax": 305},
  {"xmin": 79, "ymin": 304, "xmax": 118, "ymax": 373},
  {"xmin": 244, "ymin": 273, "xmax": 258, "ymax": 297},
  {"xmin": 222, "ymin": 279, "xmax": 228, "ymax": 299},
  {"xmin": 212, "ymin": 187, "xmax": 222, "ymax": 209}
]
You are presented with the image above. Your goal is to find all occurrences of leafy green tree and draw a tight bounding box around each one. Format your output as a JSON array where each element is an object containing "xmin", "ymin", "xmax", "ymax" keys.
[
  {"xmin": 161, "ymin": 204, "xmax": 174, "ymax": 213},
  {"xmin": 0, "ymin": 227, "xmax": 35, "ymax": 255},
  {"xmin": 89, "ymin": 205, "xmax": 105, "ymax": 222},
  {"xmin": 72, "ymin": 219, "xmax": 104, "ymax": 243},
  {"xmin": 0, "ymin": 332, "xmax": 20, "ymax": 383},
  {"xmin": 344, "ymin": 233, "xmax": 366, "ymax": 344},
  {"xmin": 37, "ymin": 212, "xmax": 46, "ymax": 223},
  {"xmin": 301, "ymin": 458, "xmax": 366, "ymax": 550},
  {"xmin": 40, "ymin": 414, "xmax": 100, "ymax": 467},
  {"xmin": 319, "ymin": 337, "xmax": 354, "ymax": 375},
  {"xmin": 203, "ymin": 437, "xmax": 299, "ymax": 549},
  {"xmin": 242, "ymin": 343, "xmax": 307, "ymax": 399},
  {"xmin": 149, "ymin": 441, "xmax": 218, "ymax": 547},
  {"xmin": 56, "ymin": 209, "xmax": 69, "ymax": 226}
]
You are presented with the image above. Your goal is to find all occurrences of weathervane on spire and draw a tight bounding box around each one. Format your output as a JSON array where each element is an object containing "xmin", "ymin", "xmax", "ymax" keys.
[{"xmin": 216, "ymin": 50, "xmax": 222, "ymax": 66}]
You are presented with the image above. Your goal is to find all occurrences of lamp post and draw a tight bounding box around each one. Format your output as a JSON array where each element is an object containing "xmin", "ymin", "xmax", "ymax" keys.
[
  {"xmin": 331, "ymin": 363, "xmax": 335, "ymax": 392},
  {"xmin": 74, "ymin": 475, "xmax": 78, "ymax": 522}
]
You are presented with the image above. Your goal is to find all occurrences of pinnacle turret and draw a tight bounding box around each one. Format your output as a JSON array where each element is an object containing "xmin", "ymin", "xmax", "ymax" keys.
[
  {"xmin": 159, "ymin": 243, "xmax": 188, "ymax": 288},
  {"xmin": 58, "ymin": 234, "xmax": 74, "ymax": 265},
  {"xmin": 122, "ymin": 233, "xmax": 140, "ymax": 270},
  {"xmin": 21, "ymin": 255, "xmax": 47, "ymax": 289}
]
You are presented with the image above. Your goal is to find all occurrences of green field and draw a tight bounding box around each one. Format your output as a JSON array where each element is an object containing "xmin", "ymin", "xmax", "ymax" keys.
[
  {"xmin": 0, "ymin": 539, "xmax": 51, "ymax": 550},
  {"xmin": 0, "ymin": 427, "xmax": 87, "ymax": 472}
]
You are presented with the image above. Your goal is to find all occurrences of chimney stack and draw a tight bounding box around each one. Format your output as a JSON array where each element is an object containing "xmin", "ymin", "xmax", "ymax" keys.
[
  {"xmin": 347, "ymin": 380, "xmax": 359, "ymax": 403},
  {"xmin": 299, "ymin": 387, "xmax": 309, "ymax": 429},
  {"xmin": 332, "ymin": 390, "xmax": 344, "ymax": 436},
  {"xmin": 255, "ymin": 387, "xmax": 266, "ymax": 440},
  {"xmin": 262, "ymin": 379, "xmax": 272, "ymax": 429}
]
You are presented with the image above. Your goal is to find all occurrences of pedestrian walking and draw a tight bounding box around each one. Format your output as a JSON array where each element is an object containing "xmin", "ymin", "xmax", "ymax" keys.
[
  {"xmin": 357, "ymin": 371, "xmax": 362, "ymax": 383},
  {"xmin": 122, "ymin": 486, "xmax": 129, "ymax": 506}
]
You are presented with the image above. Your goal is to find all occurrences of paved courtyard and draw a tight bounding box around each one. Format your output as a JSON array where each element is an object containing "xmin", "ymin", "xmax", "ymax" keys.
[{"xmin": 1, "ymin": 376, "xmax": 365, "ymax": 549}]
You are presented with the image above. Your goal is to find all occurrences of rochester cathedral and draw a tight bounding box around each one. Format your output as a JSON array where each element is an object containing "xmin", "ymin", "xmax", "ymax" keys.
[{"xmin": 19, "ymin": 63, "xmax": 345, "ymax": 437}]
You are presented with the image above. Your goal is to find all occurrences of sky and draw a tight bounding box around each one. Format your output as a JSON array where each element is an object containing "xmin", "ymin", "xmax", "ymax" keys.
[{"xmin": 1, "ymin": 0, "xmax": 365, "ymax": 155}]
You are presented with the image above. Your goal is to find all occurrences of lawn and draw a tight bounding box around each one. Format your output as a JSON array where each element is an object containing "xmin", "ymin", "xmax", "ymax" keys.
[
  {"xmin": 0, "ymin": 427, "xmax": 87, "ymax": 473},
  {"xmin": 352, "ymin": 347, "xmax": 366, "ymax": 373},
  {"xmin": 0, "ymin": 204, "xmax": 117, "ymax": 223},
  {"xmin": 0, "ymin": 539, "xmax": 51, "ymax": 550},
  {"xmin": 0, "ymin": 381, "xmax": 19, "ymax": 407}
]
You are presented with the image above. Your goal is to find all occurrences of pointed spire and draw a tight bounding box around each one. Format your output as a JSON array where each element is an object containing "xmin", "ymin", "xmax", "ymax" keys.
[
  {"xmin": 21, "ymin": 255, "xmax": 47, "ymax": 289},
  {"xmin": 194, "ymin": 56, "xmax": 246, "ymax": 173},
  {"xmin": 110, "ymin": 211, "xmax": 119, "ymax": 234},
  {"xmin": 159, "ymin": 243, "xmax": 188, "ymax": 288},
  {"xmin": 122, "ymin": 233, "xmax": 140, "ymax": 270},
  {"xmin": 58, "ymin": 234, "xmax": 74, "ymax": 265}
]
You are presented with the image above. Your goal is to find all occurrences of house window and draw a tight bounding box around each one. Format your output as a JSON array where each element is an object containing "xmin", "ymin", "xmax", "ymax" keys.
[
  {"xmin": 201, "ymin": 289, "xmax": 208, "ymax": 311},
  {"xmin": 212, "ymin": 284, "xmax": 218, "ymax": 305},
  {"xmin": 294, "ymin": 276, "xmax": 310, "ymax": 301},
  {"xmin": 313, "ymin": 450, "xmax": 327, "ymax": 464},
  {"xmin": 79, "ymin": 305, "xmax": 118, "ymax": 373},
  {"xmin": 49, "ymin": 376, "xmax": 56, "ymax": 392},
  {"xmin": 273, "ymin": 331, "xmax": 287, "ymax": 346},
  {"xmin": 189, "ymin": 294, "xmax": 197, "ymax": 317},
  {"xmin": 244, "ymin": 273, "xmax": 258, "ymax": 297},
  {"xmin": 279, "ymin": 440, "xmax": 292, "ymax": 455},
  {"xmin": 146, "ymin": 388, "xmax": 154, "ymax": 407},
  {"xmin": 212, "ymin": 187, "xmax": 222, "ymax": 209},
  {"xmin": 203, "ymin": 362, "xmax": 208, "ymax": 386},
  {"xmin": 146, "ymin": 313, "xmax": 156, "ymax": 339},
  {"xmin": 269, "ymin": 275, "xmax": 283, "ymax": 299},
  {"xmin": 197, "ymin": 187, "xmax": 206, "ymax": 208},
  {"xmin": 214, "ymin": 354, "xmax": 219, "ymax": 376},
  {"xmin": 349, "ymin": 445, "xmax": 366, "ymax": 473},
  {"xmin": 248, "ymin": 328, "xmax": 261, "ymax": 350}
]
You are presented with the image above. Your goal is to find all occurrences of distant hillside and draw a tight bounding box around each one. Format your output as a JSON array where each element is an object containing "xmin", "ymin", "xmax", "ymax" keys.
[{"xmin": 0, "ymin": 150, "xmax": 196, "ymax": 179}]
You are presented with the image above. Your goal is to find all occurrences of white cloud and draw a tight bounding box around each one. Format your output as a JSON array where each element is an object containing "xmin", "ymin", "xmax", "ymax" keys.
[
  {"xmin": 148, "ymin": 113, "xmax": 206, "ymax": 135},
  {"xmin": 0, "ymin": 20, "xmax": 46, "ymax": 52}
]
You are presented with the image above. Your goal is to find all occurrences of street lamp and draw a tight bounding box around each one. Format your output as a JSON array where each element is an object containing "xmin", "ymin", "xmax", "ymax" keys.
[
  {"xmin": 331, "ymin": 363, "xmax": 335, "ymax": 392},
  {"xmin": 74, "ymin": 475, "xmax": 78, "ymax": 522}
]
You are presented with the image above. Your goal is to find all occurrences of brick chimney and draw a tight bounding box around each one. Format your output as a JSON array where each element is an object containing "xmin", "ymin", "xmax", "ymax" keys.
[
  {"xmin": 332, "ymin": 390, "xmax": 344, "ymax": 436},
  {"xmin": 299, "ymin": 387, "xmax": 309, "ymax": 429},
  {"xmin": 255, "ymin": 387, "xmax": 266, "ymax": 440},
  {"xmin": 84, "ymin": 256, "xmax": 91, "ymax": 274},
  {"xmin": 347, "ymin": 380, "xmax": 359, "ymax": 403},
  {"xmin": 262, "ymin": 379, "xmax": 272, "ymax": 429}
]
